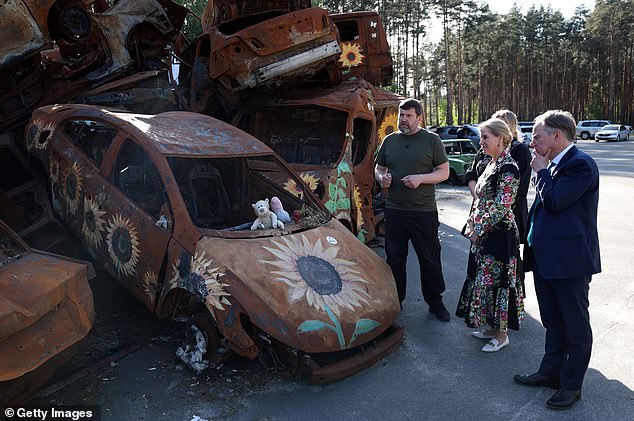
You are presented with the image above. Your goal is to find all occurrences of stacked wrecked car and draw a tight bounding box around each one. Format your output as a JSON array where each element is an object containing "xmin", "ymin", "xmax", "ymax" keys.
[{"xmin": 1, "ymin": 0, "xmax": 407, "ymax": 396}]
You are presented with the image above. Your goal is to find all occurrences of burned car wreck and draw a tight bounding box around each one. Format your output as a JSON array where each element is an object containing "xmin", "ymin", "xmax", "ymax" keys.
[
  {"xmin": 25, "ymin": 104, "xmax": 404, "ymax": 383},
  {"xmin": 0, "ymin": 0, "xmax": 188, "ymax": 132},
  {"xmin": 0, "ymin": 219, "xmax": 95, "ymax": 405}
]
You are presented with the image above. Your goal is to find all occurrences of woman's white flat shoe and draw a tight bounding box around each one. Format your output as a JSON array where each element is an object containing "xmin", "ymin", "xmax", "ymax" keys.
[
  {"xmin": 482, "ymin": 336, "xmax": 509, "ymax": 352},
  {"xmin": 472, "ymin": 330, "xmax": 496, "ymax": 339}
]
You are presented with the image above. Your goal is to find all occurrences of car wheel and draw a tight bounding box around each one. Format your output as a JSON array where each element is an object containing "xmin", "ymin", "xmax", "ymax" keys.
[
  {"xmin": 195, "ymin": 312, "xmax": 231, "ymax": 363},
  {"xmin": 617, "ymin": 135, "xmax": 621, "ymax": 142},
  {"xmin": 581, "ymin": 132, "xmax": 590, "ymax": 140}
]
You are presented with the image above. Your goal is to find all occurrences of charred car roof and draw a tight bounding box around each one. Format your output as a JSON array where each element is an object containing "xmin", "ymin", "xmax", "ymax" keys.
[{"xmin": 35, "ymin": 104, "xmax": 273, "ymax": 157}]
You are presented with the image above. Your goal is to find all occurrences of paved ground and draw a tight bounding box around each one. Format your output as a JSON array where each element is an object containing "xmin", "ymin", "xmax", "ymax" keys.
[{"xmin": 20, "ymin": 138, "xmax": 634, "ymax": 420}]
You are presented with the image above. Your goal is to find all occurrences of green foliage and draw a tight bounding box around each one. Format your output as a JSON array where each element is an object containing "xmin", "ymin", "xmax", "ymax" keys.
[{"xmin": 358, "ymin": 0, "xmax": 634, "ymax": 125}]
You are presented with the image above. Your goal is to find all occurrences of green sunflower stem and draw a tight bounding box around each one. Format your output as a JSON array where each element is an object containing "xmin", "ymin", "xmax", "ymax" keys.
[{"xmin": 324, "ymin": 304, "xmax": 346, "ymax": 349}]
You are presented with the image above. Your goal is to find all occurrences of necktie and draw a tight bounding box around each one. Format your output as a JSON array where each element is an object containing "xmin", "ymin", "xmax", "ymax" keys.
[{"xmin": 526, "ymin": 162, "xmax": 555, "ymax": 247}]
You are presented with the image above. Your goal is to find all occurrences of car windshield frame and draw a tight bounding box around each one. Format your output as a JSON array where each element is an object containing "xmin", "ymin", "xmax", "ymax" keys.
[{"xmin": 166, "ymin": 153, "xmax": 330, "ymax": 237}]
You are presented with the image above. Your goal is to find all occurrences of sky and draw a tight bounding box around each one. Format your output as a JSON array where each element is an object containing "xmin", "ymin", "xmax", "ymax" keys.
[{"xmin": 428, "ymin": 0, "xmax": 596, "ymax": 42}]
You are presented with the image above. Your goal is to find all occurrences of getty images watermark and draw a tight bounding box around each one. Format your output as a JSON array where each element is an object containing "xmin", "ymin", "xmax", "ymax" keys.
[{"xmin": 2, "ymin": 406, "xmax": 100, "ymax": 421}]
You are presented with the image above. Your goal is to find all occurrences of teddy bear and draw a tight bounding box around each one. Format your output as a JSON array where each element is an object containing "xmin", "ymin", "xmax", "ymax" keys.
[
  {"xmin": 270, "ymin": 196, "xmax": 291, "ymax": 223},
  {"xmin": 251, "ymin": 198, "xmax": 284, "ymax": 230}
]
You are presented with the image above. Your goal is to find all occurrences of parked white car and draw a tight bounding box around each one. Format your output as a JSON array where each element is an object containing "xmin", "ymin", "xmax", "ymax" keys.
[
  {"xmin": 594, "ymin": 124, "xmax": 630, "ymax": 142},
  {"xmin": 576, "ymin": 120, "xmax": 612, "ymax": 140}
]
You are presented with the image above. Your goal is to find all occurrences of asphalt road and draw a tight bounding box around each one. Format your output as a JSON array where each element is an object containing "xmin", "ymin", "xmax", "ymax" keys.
[{"xmin": 26, "ymin": 138, "xmax": 634, "ymax": 421}]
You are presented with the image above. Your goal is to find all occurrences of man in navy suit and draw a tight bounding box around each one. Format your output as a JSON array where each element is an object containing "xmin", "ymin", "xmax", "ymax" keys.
[{"xmin": 514, "ymin": 110, "xmax": 601, "ymax": 410}]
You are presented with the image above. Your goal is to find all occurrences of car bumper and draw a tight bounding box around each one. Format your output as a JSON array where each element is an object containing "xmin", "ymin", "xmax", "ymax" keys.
[
  {"xmin": 247, "ymin": 40, "xmax": 341, "ymax": 88},
  {"xmin": 306, "ymin": 323, "xmax": 404, "ymax": 384}
]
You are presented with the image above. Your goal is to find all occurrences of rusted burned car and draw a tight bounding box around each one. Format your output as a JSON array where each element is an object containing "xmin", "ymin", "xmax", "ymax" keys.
[
  {"xmin": 0, "ymin": 0, "xmax": 187, "ymax": 132},
  {"xmin": 201, "ymin": 0, "xmax": 311, "ymax": 28},
  {"xmin": 185, "ymin": 7, "xmax": 341, "ymax": 113},
  {"xmin": 0, "ymin": 219, "xmax": 95, "ymax": 405},
  {"xmin": 25, "ymin": 104, "xmax": 403, "ymax": 383},
  {"xmin": 233, "ymin": 80, "xmax": 401, "ymax": 243},
  {"xmin": 331, "ymin": 11, "xmax": 393, "ymax": 86}
]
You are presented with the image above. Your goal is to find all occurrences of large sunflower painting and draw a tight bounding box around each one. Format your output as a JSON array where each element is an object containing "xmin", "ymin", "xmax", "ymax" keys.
[
  {"xmin": 106, "ymin": 214, "xmax": 140, "ymax": 277},
  {"xmin": 338, "ymin": 42, "xmax": 365, "ymax": 68},
  {"xmin": 377, "ymin": 111, "xmax": 398, "ymax": 146},
  {"xmin": 82, "ymin": 196, "xmax": 107, "ymax": 248},
  {"xmin": 262, "ymin": 235, "xmax": 380, "ymax": 349},
  {"xmin": 169, "ymin": 251, "xmax": 231, "ymax": 316},
  {"xmin": 64, "ymin": 162, "xmax": 82, "ymax": 214},
  {"xmin": 261, "ymin": 235, "xmax": 370, "ymax": 317}
]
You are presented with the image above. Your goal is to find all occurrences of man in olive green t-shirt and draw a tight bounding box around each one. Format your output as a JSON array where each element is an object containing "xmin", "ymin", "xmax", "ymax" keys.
[{"xmin": 374, "ymin": 98, "xmax": 450, "ymax": 321}]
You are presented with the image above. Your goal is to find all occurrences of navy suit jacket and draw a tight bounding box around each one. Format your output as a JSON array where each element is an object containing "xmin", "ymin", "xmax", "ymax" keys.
[{"xmin": 524, "ymin": 145, "xmax": 601, "ymax": 279}]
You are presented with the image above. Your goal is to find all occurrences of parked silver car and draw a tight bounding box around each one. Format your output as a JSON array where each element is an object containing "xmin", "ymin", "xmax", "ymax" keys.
[
  {"xmin": 594, "ymin": 124, "xmax": 629, "ymax": 142},
  {"xmin": 576, "ymin": 120, "xmax": 612, "ymax": 140}
]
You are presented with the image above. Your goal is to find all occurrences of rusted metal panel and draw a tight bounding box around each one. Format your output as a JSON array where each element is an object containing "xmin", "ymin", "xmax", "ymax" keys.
[
  {"xmin": 0, "ymin": 219, "xmax": 94, "ymax": 385},
  {"xmin": 331, "ymin": 11, "xmax": 393, "ymax": 86},
  {"xmin": 199, "ymin": 8, "xmax": 340, "ymax": 92},
  {"xmin": 26, "ymin": 104, "xmax": 402, "ymax": 382},
  {"xmin": 201, "ymin": 0, "xmax": 311, "ymax": 29},
  {"xmin": 0, "ymin": 0, "xmax": 48, "ymax": 69}
]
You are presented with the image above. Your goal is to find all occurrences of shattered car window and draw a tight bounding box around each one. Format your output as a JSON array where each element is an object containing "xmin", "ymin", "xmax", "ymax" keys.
[
  {"xmin": 112, "ymin": 140, "xmax": 168, "ymax": 219},
  {"xmin": 168, "ymin": 155, "xmax": 327, "ymax": 231},
  {"xmin": 64, "ymin": 119, "xmax": 118, "ymax": 168},
  {"xmin": 243, "ymin": 106, "xmax": 346, "ymax": 166}
]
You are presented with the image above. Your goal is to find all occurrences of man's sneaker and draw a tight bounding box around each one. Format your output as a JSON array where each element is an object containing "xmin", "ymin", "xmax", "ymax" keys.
[{"xmin": 429, "ymin": 302, "xmax": 450, "ymax": 322}]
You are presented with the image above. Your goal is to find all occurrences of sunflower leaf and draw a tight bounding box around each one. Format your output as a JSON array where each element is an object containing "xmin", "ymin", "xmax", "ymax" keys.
[
  {"xmin": 349, "ymin": 319, "xmax": 381, "ymax": 345},
  {"xmin": 297, "ymin": 320, "xmax": 332, "ymax": 333}
]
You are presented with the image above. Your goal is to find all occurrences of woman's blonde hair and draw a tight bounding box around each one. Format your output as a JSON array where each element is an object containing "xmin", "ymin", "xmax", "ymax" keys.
[
  {"xmin": 492, "ymin": 109, "xmax": 521, "ymax": 141},
  {"xmin": 480, "ymin": 118, "xmax": 513, "ymax": 147}
]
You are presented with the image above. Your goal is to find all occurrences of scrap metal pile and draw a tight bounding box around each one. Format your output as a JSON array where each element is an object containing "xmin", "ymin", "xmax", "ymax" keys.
[{"xmin": 0, "ymin": 0, "xmax": 405, "ymax": 403}]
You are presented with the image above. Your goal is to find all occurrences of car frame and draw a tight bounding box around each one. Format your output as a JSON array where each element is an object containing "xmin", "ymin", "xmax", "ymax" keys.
[
  {"xmin": 575, "ymin": 120, "xmax": 612, "ymax": 140},
  {"xmin": 25, "ymin": 104, "xmax": 403, "ymax": 384},
  {"xmin": 442, "ymin": 138, "xmax": 477, "ymax": 184},
  {"xmin": 594, "ymin": 124, "xmax": 629, "ymax": 142},
  {"xmin": 435, "ymin": 125, "xmax": 480, "ymax": 149}
]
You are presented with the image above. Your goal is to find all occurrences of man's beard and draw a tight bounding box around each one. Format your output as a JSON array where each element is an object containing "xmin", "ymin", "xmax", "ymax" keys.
[{"xmin": 399, "ymin": 124, "xmax": 412, "ymax": 134}]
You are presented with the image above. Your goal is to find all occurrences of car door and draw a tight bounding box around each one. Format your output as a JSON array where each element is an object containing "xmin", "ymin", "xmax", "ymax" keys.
[
  {"xmin": 49, "ymin": 118, "xmax": 119, "ymax": 241},
  {"xmin": 100, "ymin": 138, "xmax": 173, "ymax": 310}
]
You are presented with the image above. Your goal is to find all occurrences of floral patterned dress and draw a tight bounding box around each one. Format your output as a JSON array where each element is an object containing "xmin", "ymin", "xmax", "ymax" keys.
[{"xmin": 456, "ymin": 149, "xmax": 525, "ymax": 331}]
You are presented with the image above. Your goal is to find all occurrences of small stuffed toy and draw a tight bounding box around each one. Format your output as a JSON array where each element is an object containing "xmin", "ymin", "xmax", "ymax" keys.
[
  {"xmin": 270, "ymin": 196, "xmax": 291, "ymax": 223},
  {"xmin": 251, "ymin": 198, "xmax": 284, "ymax": 230}
]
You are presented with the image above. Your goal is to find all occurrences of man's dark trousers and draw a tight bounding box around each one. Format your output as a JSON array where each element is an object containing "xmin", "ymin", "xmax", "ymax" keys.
[
  {"xmin": 384, "ymin": 208, "xmax": 445, "ymax": 306},
  {"xmin": 533, "ymin": 264, "xmax": 592, "ymax": 390}
]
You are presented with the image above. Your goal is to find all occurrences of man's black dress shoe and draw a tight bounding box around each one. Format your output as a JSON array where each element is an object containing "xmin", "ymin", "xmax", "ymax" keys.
[
  {"xmin": 513, "ymin": 373, "xmax": 560, "ymax": 388},
  {"xmin": 546, "ymin": 389, "xmax": 581, "ymax": 410},
  {"xmin": 429, "ymin": 303, "xmax": 450, "ymax": 322}
]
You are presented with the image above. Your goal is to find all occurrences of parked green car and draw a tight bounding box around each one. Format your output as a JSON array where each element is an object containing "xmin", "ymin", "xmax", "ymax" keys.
[{"xmin": 442, "ymin": 139, "xmax": 477, "ymax": 184}]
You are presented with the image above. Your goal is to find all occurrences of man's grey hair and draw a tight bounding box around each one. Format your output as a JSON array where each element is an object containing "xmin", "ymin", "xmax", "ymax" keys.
[{"xmin": 534, "ymin": 110, "xmax": 576, "ymax": 141}]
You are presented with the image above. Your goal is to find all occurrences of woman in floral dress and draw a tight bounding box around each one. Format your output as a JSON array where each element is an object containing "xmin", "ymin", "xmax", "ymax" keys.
[{"xmin": 456, "ymin": 118, "xmax": 525, "ymax": 352}]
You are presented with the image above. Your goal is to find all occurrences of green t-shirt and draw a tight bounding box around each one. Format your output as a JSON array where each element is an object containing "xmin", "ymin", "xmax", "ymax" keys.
[{"xmin": 375, "ymin": 129, "xmax": 448, "ymax": 211}]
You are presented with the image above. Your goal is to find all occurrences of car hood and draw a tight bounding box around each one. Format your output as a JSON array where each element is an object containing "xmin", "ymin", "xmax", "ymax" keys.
[{"xmin": 196, "ymin": 220, "xmax": 400, "ymax": 352}]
